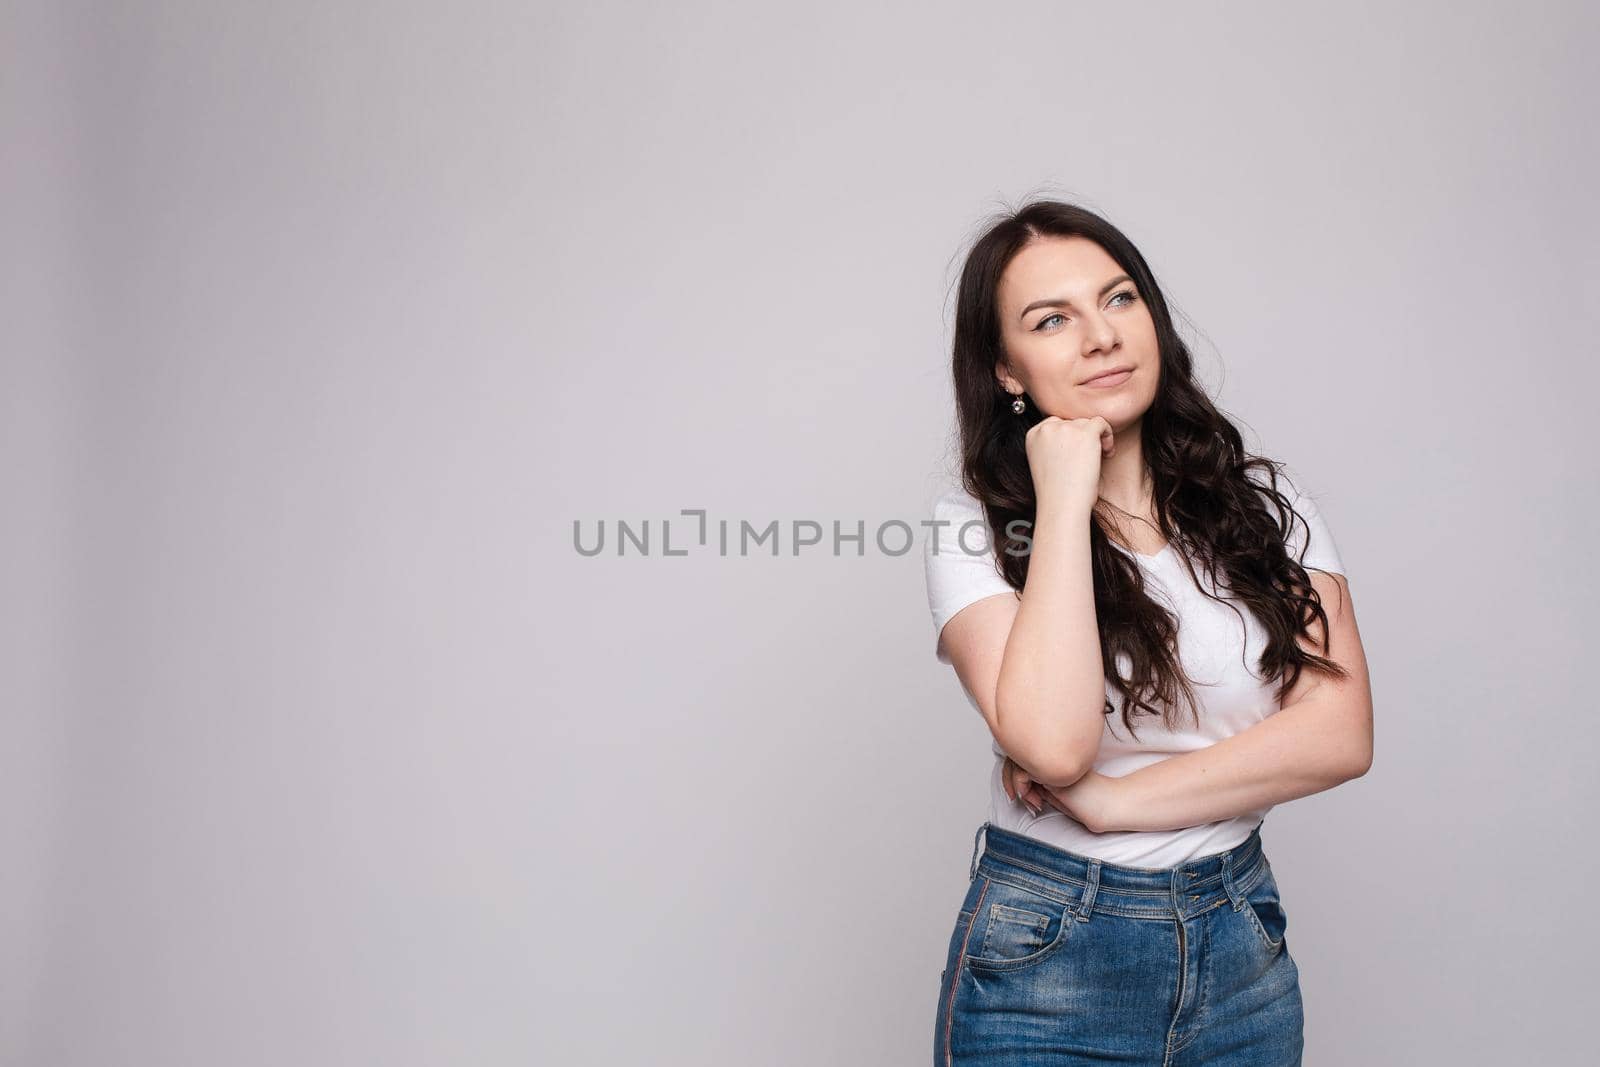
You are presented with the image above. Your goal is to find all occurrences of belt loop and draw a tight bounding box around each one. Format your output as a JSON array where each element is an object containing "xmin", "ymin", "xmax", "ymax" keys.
[
  {"xmin": 1220, "ymin": 851, "xmax": 1246, "ymax": 911},
  {"xmin": 1076, "ymin": 860, "xmax": 1101, "ymax": 922},
  {"xmin": 968, "ymin": 822, "xmax": 988, "ymax": 881}
]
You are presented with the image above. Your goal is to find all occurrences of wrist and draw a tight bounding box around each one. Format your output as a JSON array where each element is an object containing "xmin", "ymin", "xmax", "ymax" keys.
[
  {"xmin": 1098, "ymin": 773, "xmax": 1137, "ymax": 833},
  {"xmin": 1033, "ymin": 491, "xmax": 1095, "ymax": 529}
]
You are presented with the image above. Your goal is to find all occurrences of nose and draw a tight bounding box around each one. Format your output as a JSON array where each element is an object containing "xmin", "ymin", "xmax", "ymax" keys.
[{"xmin": 1083, "ymin": 312, "xmax": 1119, "ymax": 356}]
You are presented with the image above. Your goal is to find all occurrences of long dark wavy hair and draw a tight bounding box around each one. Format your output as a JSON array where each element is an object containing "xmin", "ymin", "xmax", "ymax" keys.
[{"xmin": 951, "ymin": 199, "xmax": 1347, "ymax": 740}]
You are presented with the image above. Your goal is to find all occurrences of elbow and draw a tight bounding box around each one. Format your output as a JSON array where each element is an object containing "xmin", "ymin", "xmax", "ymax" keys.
[
  {"xmin": 1030, "ymin": 752, "xmax": 1096, "ymax": 790},
  {"xmin": 1342, "ymin": 734, "xmax": 1373, "ymax": 780},
  {"xmin": 994, "ymin": 725, "xmax": 1098, "ymax": 789},
  {"xmin": 991, "ymin": 692, "xmax": 1104, "ymax": 789}
]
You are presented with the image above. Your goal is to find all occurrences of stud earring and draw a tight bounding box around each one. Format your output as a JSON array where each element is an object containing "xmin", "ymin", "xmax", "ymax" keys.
[{"xmin": 1011, "ymin": 394, "xmax": 1026, "ymax": 414}]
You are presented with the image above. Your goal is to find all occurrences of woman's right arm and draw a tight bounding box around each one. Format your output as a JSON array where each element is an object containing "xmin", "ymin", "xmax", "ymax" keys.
[{"xmin": 938, "ymin": 416, "xmax": 1114, "ymax": 789}]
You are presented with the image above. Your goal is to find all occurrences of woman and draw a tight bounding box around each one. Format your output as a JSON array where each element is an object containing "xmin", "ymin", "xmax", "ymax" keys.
[{"xmin": 922, "ymin": 200, "xmax": 1372, "ymax": 1066}]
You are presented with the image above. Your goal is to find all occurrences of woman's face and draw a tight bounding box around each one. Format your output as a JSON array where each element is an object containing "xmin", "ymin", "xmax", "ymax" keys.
[{"xmin": 994, "ymin": 235, "xmax": 1160, "ymax": 431}]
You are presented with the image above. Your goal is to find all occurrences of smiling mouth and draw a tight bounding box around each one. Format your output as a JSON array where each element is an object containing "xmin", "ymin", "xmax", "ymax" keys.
[{"xmin": 1081, "ymin": 367, "xmax": 1134, "ymax": 388}]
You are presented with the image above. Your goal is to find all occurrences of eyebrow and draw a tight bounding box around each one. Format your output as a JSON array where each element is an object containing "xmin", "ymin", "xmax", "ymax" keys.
[{"xmin": 1018, "ymin": 274, "xmax": 1134, "ymax": 323}]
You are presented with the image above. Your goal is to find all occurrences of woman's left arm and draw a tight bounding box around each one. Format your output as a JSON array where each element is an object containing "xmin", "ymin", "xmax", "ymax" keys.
[{"xmin": 1049, "ymin": 569, "xmax": 1373, "ymax": 833}]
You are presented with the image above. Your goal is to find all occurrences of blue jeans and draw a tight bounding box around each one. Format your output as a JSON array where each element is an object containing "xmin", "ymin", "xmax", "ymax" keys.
[{"xmin": 934, "ymin": 822, "xmax": 1303, "ymax": 1066}]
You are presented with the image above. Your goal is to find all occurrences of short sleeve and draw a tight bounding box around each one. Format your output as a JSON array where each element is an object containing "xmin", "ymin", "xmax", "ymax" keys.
[
  {"xmin": 1253, "ymin": 466, "xmax": 1347, "ymax": 578},
  {"xmin": 922, "ymin": 487, "xmax": 1020, "ymax": 664}
]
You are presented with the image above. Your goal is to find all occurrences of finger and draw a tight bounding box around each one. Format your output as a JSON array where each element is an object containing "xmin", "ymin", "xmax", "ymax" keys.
[
  {"xmin": 1012, "ymin": 765, "xmax": 1036, "ymax": 812},
  {"xmin": 1013, "ymin": 772, "xmax": 1036, "ymax": 813},
  {"xmin": 1011, "ymin": 765, "xmax": 1031, "ymax": 806}
]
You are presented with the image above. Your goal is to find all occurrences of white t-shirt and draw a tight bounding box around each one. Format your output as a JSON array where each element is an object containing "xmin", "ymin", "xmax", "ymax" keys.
[{"xmin": 922, "ymin": 467, "xmax": 1348, "ymax": 867}]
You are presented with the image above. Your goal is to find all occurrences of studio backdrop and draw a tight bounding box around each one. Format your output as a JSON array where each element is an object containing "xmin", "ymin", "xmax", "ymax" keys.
[{"xmin": 5, "ymin": 1, "xmax": 1595, "ymax": 1064}]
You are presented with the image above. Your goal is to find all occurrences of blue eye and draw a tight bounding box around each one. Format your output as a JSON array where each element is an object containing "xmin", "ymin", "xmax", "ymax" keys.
[{"xmin": 1032, "ymin": 290, "xmax": 1138, "ymax": 332}]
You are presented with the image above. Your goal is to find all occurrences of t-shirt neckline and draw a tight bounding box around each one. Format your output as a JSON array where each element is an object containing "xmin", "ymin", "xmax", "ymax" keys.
[{"xmin": 1113, "ymin": 540, "xmax": 1174, "ymax": 564}]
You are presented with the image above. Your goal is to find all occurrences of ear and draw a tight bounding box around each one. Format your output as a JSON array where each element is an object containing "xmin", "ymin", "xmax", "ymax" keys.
[{"xmin": 995, "ymin": 363, "xmax": 1023, "ymax": 397}]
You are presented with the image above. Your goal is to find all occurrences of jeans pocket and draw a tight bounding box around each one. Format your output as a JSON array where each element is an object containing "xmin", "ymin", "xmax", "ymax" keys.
[
  {"xmin": 1240, "ymin": 863, "xmax": 1288, "ymax": 953},
  {"xmin": 962, "ymin": 878, "xmax": 1073, "ymax": 975}
]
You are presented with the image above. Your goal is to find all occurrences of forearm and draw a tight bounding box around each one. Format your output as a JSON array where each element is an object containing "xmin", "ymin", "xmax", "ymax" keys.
[
  {"xmin": 1104, "ymin": 690, "xmax": 1370, "ymax": 832},
  {"xmin": 993, "ymin": 495, "xmax": 1107, "ymax": 787}
]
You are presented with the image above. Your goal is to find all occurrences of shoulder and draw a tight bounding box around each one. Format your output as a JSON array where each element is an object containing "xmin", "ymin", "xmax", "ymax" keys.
[
  {"xmin": 922, "ymin": 482, "xmax": 1017, "ymax": 646},
  {"xmin": 923, "ymin": 483, "xmax": 1003, "ymax": 563},
  {"xmin": 1243, "ymin": 460, "xmax": 1303, "ymax": 500},
  {"xmin": 927, "ymin": 483, "xmax": 986, "ymax": 525},
  {"xmin": 1243, "ymin": 461, "xmax": 1347, "ymax": 577}
]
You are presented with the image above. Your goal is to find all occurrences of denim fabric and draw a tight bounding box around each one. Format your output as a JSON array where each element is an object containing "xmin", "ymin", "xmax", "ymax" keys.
[{"xmin": 933, "ymin": 822, "xmax": 1303, "ymax": 1066}]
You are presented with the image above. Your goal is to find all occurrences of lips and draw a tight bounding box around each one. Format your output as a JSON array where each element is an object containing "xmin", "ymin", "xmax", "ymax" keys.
[{"xmin": 1081, "ymin": 366, "xmax": 1134, "ymax": 388}]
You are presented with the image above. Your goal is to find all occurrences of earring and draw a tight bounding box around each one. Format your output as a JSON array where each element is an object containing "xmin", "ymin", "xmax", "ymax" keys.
[{"xmin": 1011, "ymin": 394, "xmax": 1026, "ymax": 414}]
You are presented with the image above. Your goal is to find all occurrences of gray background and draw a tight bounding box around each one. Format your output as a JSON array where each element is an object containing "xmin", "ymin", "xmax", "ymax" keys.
[{"xmin": 6, "ymin": 1, "xmax": 1595, "ymax": 1064}]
